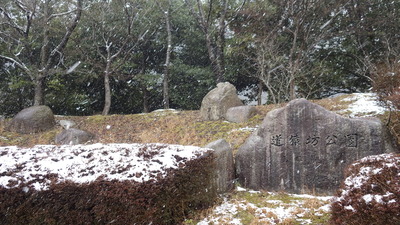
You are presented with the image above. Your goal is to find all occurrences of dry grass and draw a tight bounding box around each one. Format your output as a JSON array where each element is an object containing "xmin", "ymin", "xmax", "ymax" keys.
[
  {"xmin": 0, "ymin": 94, "xmax": 387, "ymax": 149},
  {"xmin": 0, "ymin": 107, "xmax": 273, "ymax": 149}
]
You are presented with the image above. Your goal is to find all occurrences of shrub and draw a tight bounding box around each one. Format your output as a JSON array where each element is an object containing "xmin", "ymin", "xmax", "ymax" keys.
[
  {"xmin": 0, "ymin": 153, "xmax": 217, "ymax": 225},
  {"xmin": 330, "ymin": 153, "xmax": 400, "ymax": 224},
  {"xmin": 372, "ymin": 61, "xmax": 400, "ymax": 110},
  {"xmin": 372, "ymin": 61, "xmax": 400, "ymax": 145}
]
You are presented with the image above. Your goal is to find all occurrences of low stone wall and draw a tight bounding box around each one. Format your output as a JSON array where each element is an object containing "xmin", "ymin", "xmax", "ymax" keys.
[{"xmin": 0, "ymin": 144, "xmax": 218, "ymax": 224}]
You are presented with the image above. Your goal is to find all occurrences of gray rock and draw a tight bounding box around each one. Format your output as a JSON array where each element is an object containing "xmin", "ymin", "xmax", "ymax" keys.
[
  {"xmin": 226, "ymin": 106, "xmax": 257, "ymax": 123},
  {"xmin": 7, "ymin": 105, "xmax": 55, "ymax": 134},
  {"xmin": 200, "ymin": 82, "xmax": 243, "ymax": 121},
  {"xmin": 59, "ymin": 120, "xmax": 76, "ymax": 129},
  {"xmin": 236, "ymin": 98, "xmax": 395, "ymax": 194},
  {"xmin": 205, "ymin": 139, "xmax": 235, "ymax": 193},
  {"xmin": 55, "ymin": 128, "xmax": 94, "ymax": 145}
]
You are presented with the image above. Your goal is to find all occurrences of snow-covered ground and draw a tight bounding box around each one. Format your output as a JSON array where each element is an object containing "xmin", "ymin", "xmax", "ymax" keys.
[
  {"xmin": 0, "ymin": 143, "xmax": 210, "ymax": 191},
  {"xmin": 339, "ymin": 93, "xmax": 387, "ymax": 117},
  {"xmin": 195, "ymin": 187, "xmax": 332, "ymax": 225}
]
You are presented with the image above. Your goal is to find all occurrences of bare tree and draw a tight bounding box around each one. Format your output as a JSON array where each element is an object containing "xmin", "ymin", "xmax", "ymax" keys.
[
  {"xmin": 83, "ymin": 0, "xmax": 154, "ymax": 115},
  {"xmin": 184, "ymin": 0, "xmax": 246, "ymax": 84},
  {"xmin": 0, "ymin": 0, "xmax": 82, "ymax": 106},
  {"xmin": 156, "ymin": 0, "xmax": 174, "ymax": 109}
]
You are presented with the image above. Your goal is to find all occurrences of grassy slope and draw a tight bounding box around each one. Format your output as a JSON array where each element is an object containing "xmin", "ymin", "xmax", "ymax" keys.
[{"xmin": 0, "ymin": 96, "xmax": 356, "ymax": 149}]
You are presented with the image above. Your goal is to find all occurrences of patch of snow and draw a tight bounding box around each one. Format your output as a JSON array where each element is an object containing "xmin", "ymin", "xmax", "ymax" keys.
[
  {"xmin": 362, "ymin": 194, "xmax": 374, "ymax": 203},
  {"xmin": 0, "ymin": 143, "xmax": 211, "ymax": 191},
  {"xmin": 151, "ymin": 109, "xmax": 179, "ymax": 114},
  {"xmin": 236, "ymin": 186, "xmax": 247, "ymax": 192},
  {"xmin": 344, "ymin": 166, "xmax": 372, "ymax": 189},
  {"xmin": 198, "ymin": 188, "xmax": 333, "ymax": 224},
  {"xmin": 229, "ymin": 126, "xmax": 258, "ymax": 133},
  {"xmin": 344, "ymin": 205, "xmax": 356, "ymax": 212},
  {"xmin": 318, "ymin": 204, "xmax": 331, "ymax": 212},
  {"xmin": 340, "ymin": 93, "xmax": 386, "ymax": 117}
]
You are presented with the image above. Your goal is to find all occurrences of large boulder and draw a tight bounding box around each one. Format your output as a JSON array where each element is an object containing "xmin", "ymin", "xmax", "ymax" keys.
[
  {"xmin": 205, "ymin": 139, "xmax": 235, "ymax": 193},
  {"xmin": 55, "ymin": 128, "xmax": 94, "ymax": 145},
  {"xmin": 200, "ymin": 82, "xmax": 243, "ymax": 121},
  {"xmin": 225, "ymin": 106, "xmax": 257, "ymax": 123},
  {"xmin": 7, "ymin": 105, "xmax": 55, "ymax": 134},
  {"xmin": 236, "ymin": 98, "xmax": 395, "ymax": 194}
]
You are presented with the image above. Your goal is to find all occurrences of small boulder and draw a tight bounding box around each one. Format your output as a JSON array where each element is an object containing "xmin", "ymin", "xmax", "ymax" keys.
[
  {"xmin": 7, "ymin": 105, "xmax": 55, "ymax": 134},
  {"xmin": 59, "ymin": 120, "xmax": 76, "ymax": 130},
  {"xmin": 225, "ymin": 106, "xmax": 257, "ymax": 123},
  {"xmin": 200, "ymin": 82, "xmax": 243, "ymax": 121},
  {"xmin": 205, "ymin": 139, "xmax": 235, "ymax": 193},
  {"xmin": 55, "ymin": 128, "xmax": 94, "ymax": 145}
]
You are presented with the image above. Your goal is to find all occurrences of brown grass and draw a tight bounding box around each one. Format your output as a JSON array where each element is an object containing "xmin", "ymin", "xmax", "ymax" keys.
[
  {"xmin": 0, "ymin": 94, "xmax": 390, "ymax": 148},
  {"xmin": 0, "ymin": 107, "xmax": 273, "ymax": 150}
]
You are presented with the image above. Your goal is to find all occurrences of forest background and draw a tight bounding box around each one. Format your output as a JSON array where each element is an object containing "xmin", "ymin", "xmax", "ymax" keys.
[{"xmin": 1, "ymin": 0, "xmax": 399, "ymax": 116}]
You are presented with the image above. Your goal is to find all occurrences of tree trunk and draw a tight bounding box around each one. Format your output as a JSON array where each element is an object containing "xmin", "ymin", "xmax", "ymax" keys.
[
  {"xmin": 215, "ymin": 0, "xmax": 228, "ymax": 83},
  {"xmin": 185, "ymin": 0, "xmax": 226, "ymax": 84},
  {"xmin": 257, "ymin": 80, "xmax": 263, "ymax": 105},
  {"xmin": 163, "ymin": 6, "xmax": 172, "ymax": 109},
  {"xmin": 33, "ymin": 77, "xmax": 45, "ymax": 106},
  {"xmin": 142, "ymin": 84, "xmax": 149, "ymax": 113},
  {"xmin": 204, "ymin": 33, "xmax": 223, "ymax": 84},
  {"xmin": 102, "ymin": 73, "xmax": 111, "ymax": 115},
  {"xmin": 288, "ymin": 25, "xmax": 299, "ymax": 101}
]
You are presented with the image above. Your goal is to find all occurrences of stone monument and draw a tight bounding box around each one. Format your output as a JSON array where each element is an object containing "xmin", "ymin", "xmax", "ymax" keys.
[{"xmin": 236, "ymin": 98, "xmax": 395, "ymax": 194}]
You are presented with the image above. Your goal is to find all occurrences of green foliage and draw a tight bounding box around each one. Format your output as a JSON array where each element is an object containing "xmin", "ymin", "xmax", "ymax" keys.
[
  {"xmin": 0, "ymin": 65, "xmax": 33, "ymax": 116},
  {"xmin": 1, "ymin": 0, "xmax": 400, "ymax": 114},
  {"xmin": 170, "ymin": 61, "xmax": 214, "ymax": 110}
]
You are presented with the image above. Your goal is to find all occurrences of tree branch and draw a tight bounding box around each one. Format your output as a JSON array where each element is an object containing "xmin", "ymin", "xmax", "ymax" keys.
[
  {"xmin": 44, "ymin": 0, "xmax": 82, "ymax": 72},
  {"xmin": 0, "ymin": 6, "xmax": 25, "ymax": 36},
  {"xmin": 0, "ymin": 54, "xmax": 31, "ymax": 76}
]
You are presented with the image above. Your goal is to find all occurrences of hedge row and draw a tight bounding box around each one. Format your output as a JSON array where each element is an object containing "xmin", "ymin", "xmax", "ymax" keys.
[{"xmin": 0, "ymin": 152, "xmax": 217, "ymax": 225}]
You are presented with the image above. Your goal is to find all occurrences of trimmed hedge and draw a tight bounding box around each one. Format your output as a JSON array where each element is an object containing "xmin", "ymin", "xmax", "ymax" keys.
[
  {"xmin": 0, "ymin": 152, "xmax": 217, "ymax": 225},
  {"xmin": 330, "ymin": 153, "xmax": 400, "ymax": 224}
]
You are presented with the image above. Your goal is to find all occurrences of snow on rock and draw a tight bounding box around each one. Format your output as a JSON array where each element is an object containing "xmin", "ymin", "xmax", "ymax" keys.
[
  {"xmin": 340, "ymin": 93, "xmax": 386, "ymax": 117},
  {"xmin": 0, "ymin": 143, "xmax": 211, "ymax": 191}
]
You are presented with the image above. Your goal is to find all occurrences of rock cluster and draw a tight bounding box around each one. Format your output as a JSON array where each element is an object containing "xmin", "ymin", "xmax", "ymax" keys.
[{"xmin": 200, "ymin": 82, "xmax": 244, "ymax": 121}]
